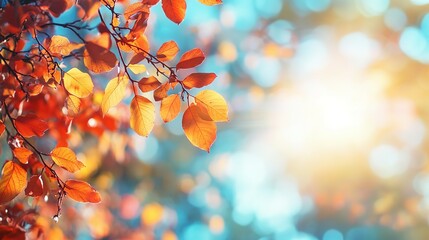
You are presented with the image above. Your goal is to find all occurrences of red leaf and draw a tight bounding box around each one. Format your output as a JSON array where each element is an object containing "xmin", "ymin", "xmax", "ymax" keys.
[
  {"xmin": 25, "ymin": 175, "xmax": 44, "ymax": 197},
  {"xmin": 14, "ymin": 114, "xmax": 48, "ymax": 138},
  {"xmin": 0, "ymin": 225, "xmax": 25, "ymax": 240},
  {"xmin": 176, "ymin": 48, "xmax": 205, "ymax": 70},
  {"xmin": 0, "ymin": 120, "xmax": 5, "ymax": 137},
  {"xmin": 162, "ymin": 0, "xmax": 186, "ymax": 24}
]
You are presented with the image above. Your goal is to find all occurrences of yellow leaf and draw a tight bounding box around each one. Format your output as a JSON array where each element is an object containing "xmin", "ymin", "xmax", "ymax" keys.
[
  {"xmin": 130, "ymin": 96, "xmax": 155, "ymax": 137},
  {"xmin": 65, "ymin": 95, "xmax": 81, "ymax": 117},
  {"xmin": 65, "ymin": 180, "xmax": 101, "ymax": 203},
  {"xmin": 182, "ymin": 104, "xmax": 216, "ymax": 152},
  {"xmin": 198, "ymin": 0, "xmax": 222, "ymax": 6},
  {"xmin": 51, "ymin": 147, "xmax": 85, "ymax": 173},
  {"xmin": 13, "ymin": 147, "xmax": 33, "ymax": 164},
  {"xmin": 128, "ymin": 64, "xmax": 147, "ymax": 74},
  {"xmin": 195, "ymin": 90, "xmax": 228, "ymax": 122},
  {"xmin": 49, "ymin": 35, "xmax": 84, "ymax": 56},
  {"xmin": 160, "ymin": 94, "xmax": 181, "ymax": 123},
  {"xmin": 63, "ymin": 68, "xmax": 94, "ymax": 98},
  {"xmin": 0, "ymin": 161, "xmax": 27, "ymax": 204},
  {"xmin": 101, "ymin": 75, "xmax": 129, "ymax": 115}
]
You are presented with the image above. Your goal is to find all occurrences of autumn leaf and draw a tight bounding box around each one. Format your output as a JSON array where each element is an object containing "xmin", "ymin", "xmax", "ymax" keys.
[
  {"xmin": 138, "ymin": 76, "xmax": 161, "ymax": 92},
  {"xmin": 13, "ymin": 147, "xmax": 33, "ymax": 164},
  {"xmin": 153, "ymin": 83, "xmax": 170, "ymax": 101},
  {"xmin": 195, "ymin": 90, "xmax": 228, "ymax": 122},
  {"xmin": 130, "ymin": 52, "xmax": 147, "ymax": 64},
  {"xmin": 128, "ymin": 64, "xmax": 147, "ymax": 74},
  {"xmin": 101, "ymin": 75, "xmax": 129, "ymax": 115},
  {"xmin": 156, "ymin": 41, "xmax": 180, "ymax": 61},
  {"xmin": 51, "ymin": 147, "xmax": 85, "ymax": 173},
  {"xmin": 198, "ymin": 0, "xmax": 222, "ymax": 5},
  {"xmin": 41, "ymin": 0, "xmax": 73, "ymax": 18},
  {"xmin": 65, "ymin": 95, "xmax": 82, "ymax": 117},
  {"xmin": 0, "ymin": 121, "xmax": 5, "ymax": 137},
  {"xmin": 64, "ymin": 180, "xmax": 101, "ymax": 203},
  {"xmin": 49, "ymin": 35, "xmax": 83, "ymax": 57},
  {"xmin": 130, "ymin": 96, "xmax": 155, "ymax": 137},
  {"xmin": 15, "ymin": 114, "xmax": 49, "ymax": 138},
  {"xmin": 119, "ymin": 34, "xmax": 150, "ymax": 53},
  {"xmin": 182, "ymin": 104, "xmax": 217, "ymax": 152},
  {"xmin": 63, "ymin": 68, "xmax": 94, "ymax": 98},
  {"xmin": 162, "ymin": 0, "xmax": 186, "ymax": 24},
  {"xmin": 0, "ymin": 161, "xmax": 27, "ymax": 204},
  {"xmin": 160, "ymin": 94, "xmax": 181, "ymax": 123},
  {"xmin": 0, "ymin": 225, "xmax": 25, "ymax": 240},
  {"xmin": 176, "ymin": 48, "xmax": 205, "ymax": 70},
  {"xmin": 183, "ymin": 72, "xmax": 217, "ymax": 89},
  {"xmin": 83, "ymin": 42, "xmax": 118, "ymax": 73},
  {"xmin": 124, "ymin": 2, "xmax": 149, "ymax": 20},
  {"xmin": 25, "ymin": 175, "xmax": 44, "ymax": 197}
]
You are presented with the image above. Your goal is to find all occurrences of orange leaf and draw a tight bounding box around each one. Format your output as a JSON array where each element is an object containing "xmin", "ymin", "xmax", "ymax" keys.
[
  {"xmin": 15, "ymin": 115, "xmax": 48, "ymax": 138},
  {"xmin": 195, "ymin": 90, "xmax": 228, "ymax": 122},
  {"xmin": 119, "ymin": 34, "xmax": 149, "ymax": 53},
  {"xmin": 198, "ymin": 0, "xmax": 222, "ymax": 5},
  {"xmin": 0, "ymin": 161, "xmax": 27, "ymax": 204},
  {"xmin": 13, "ymin": 147, "xmax": 33, "ymax": 164},
  {"xmin": 161, "ymin": 0, "xmax": 186, "ymax": 24},
  {"xmin": 63, "ymin": 68, "xmax": 94, "ymax": 98},
  {"xmin": 160, "ymin": 94, "xmax": 181, "ymax": 123},
  {"xmin": 124, "ymin": 2, "xmax": 149, "ymax": 20},
  {"xmin": 83, "ymin": 42, "xmax": 118, "ymax": 73},
  {"xmin": 25, "ymin": 175, "xmax": 44, "ymax": 197},
  {"xmin": 50, "ymin": 147, "xmax": 85, "ymax": 173},
  {"xmin": 182, "ymin": 104, "xmax": 216, "ymax": 152},
  {"xmin": 49, "ymin": 35, "xmax": 83, "ymax": 57},
  {"xmin": 145, "ymin": 0, "xmax": 160, "ymax": 5},
  {"xmin": 65, "ymin": 95, "xmax": 81, "ymax": 117},
  {"xmin": 153, "ymin": 83, "xmax": 170, "ymax": 101},
  {"xmin": 130, "ymin": 52, "xmax": 147, "ymax": 64},
  {"xmin": 176, "ymin": 48, "xmax": 205, "ymax": 70},
  {"xmin": 156, "ymin": 41, "xmax": 179, "ymax": 61},
  {"xmin": 130, "ymin": 96, "xmax": 155, "ymax": 136},
  {"xmin": 0, "ymin": 121, "xmax": 5, "ymax": 137},
  {"xmin": 101, "ymin": 75, "xmax": 129, "ymax": 115},
  {"xmin": 64, "ymin": 180, "xmax": 101, "ymax": 203},
  {"xmin": 138, "ymin": 76, "xmax": 161, "ymax": 92},
  {"xmin": 183, "ymin": 72, "xmax": 216, "ymax": 89}
]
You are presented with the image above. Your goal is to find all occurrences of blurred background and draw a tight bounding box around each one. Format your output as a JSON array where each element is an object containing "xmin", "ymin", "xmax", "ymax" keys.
[{"xmin": 18, "ymin": 0, "xmax": 429, "ymax": 239}]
